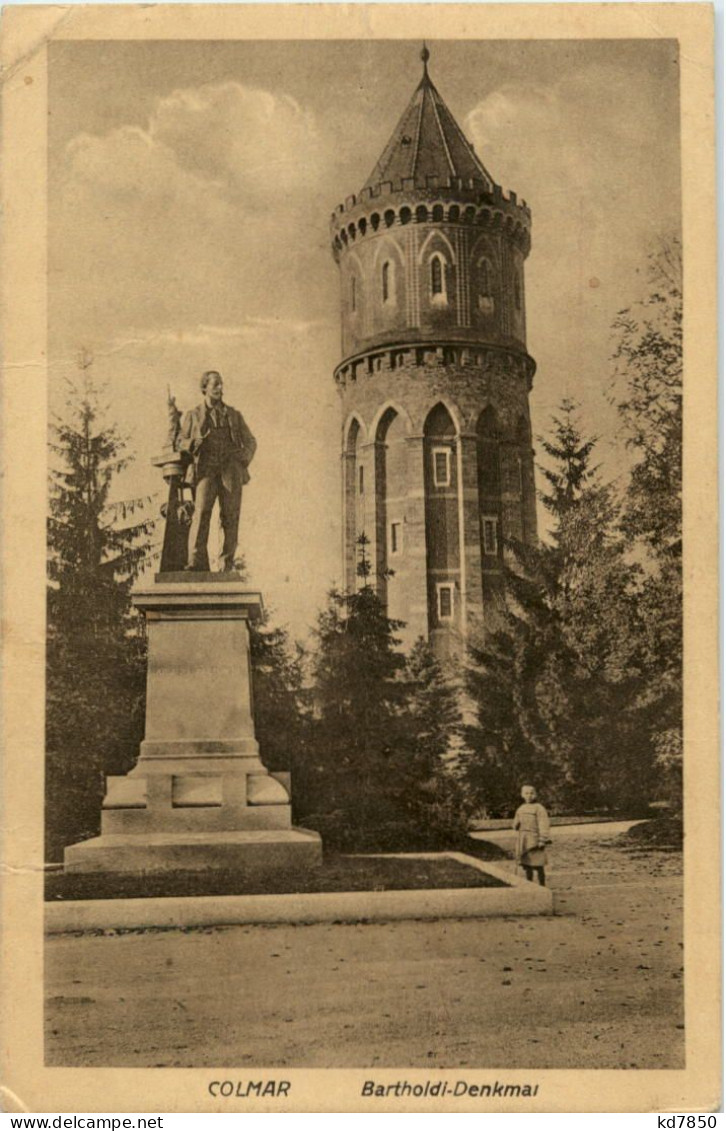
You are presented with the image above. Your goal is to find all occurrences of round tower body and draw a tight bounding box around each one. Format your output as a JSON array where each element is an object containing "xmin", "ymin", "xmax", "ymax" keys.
[{"xmin": 331, "ymin": 57, "xmax": 538, "ymax": 655}]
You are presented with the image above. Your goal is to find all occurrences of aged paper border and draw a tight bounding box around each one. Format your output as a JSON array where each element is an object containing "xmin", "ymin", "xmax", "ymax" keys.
[{"xmin": 1, "ymin": 3, "xmax": 718, "ymax": 1114}]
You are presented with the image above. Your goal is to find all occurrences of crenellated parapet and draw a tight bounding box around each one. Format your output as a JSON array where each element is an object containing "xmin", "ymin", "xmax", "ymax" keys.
[
  {"xmin": 337, "ymin": 344, "xmax": 535, "ymax": 445},
  {"xmin": 330, "ymin": 184, "xmax": 531, "ymax": 261},
  {"xmin": 334, "ymin": 340, "xmax": 536, "ymax": 394}
]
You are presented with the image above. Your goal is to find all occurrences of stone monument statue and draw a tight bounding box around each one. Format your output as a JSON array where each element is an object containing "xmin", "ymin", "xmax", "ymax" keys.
[
  {"xmin": 176, "ymin": 370, "xmax": 257, "ymax": 572},
  {"xmin": 64, "ymin": 374, "xmax": 321, "ymax": 877}
]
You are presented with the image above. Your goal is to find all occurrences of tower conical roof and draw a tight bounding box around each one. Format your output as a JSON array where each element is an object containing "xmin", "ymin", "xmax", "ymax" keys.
[{"xmin": 362, "ymin": 47, "xmax": 494, "ymax": 195}]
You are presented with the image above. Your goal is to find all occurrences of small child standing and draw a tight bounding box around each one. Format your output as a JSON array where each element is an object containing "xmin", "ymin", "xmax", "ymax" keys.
[{"xmin": 513, "ymin": 784, "xmax": 551, "ymax": 886}]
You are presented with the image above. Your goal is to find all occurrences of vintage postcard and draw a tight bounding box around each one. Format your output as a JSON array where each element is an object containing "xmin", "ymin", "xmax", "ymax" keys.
[{"xmin": 1, "ymin": 3, "xmax": 718, "ymax": 1115}]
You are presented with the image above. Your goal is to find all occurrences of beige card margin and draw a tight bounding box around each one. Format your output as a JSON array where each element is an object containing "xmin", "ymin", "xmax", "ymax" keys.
[{"xmin": 0, "ymin": 3, "xmax": 718, "ymax": 1114}]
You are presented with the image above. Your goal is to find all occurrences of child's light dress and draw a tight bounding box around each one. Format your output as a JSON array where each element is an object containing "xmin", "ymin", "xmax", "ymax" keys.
[{"xmin": 513, "ymin": 802, "xmax": 550, "ymax": 866}]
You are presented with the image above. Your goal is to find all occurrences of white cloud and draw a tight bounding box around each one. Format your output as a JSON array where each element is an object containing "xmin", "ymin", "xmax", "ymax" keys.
[
  {"xmin": 52, "ymin": 81, "xmax": 335, "ymax": 348},
  {"xmin": 149, "ymin": 82, "xmax": 324, "ymax": 208},
  {"xmin": 65, "ymin": 82, "xmax": 324, "ymax": 211},
  {"xmin": 466, "ymin": 64, "xmax": 679, "ymax": 226}
]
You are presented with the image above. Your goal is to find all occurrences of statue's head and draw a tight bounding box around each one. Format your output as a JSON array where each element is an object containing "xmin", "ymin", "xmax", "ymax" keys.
[{"xmin": 201, "ymin": 371, "xmax": 223, "ymax": 402}]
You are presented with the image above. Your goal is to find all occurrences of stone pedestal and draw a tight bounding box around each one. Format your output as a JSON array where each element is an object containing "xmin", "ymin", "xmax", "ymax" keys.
[{"xmin": 65, "ymin": 576, "xmax": 322, "ymax": 875}]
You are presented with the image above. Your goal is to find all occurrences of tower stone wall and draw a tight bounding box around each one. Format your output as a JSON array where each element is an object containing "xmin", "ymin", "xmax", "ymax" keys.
[{"xmin": 331, "ymin": 52, "xmax": 538, "ymax": 655}]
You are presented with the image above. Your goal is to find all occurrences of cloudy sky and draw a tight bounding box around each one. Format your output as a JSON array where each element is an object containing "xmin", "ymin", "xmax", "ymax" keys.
[{"xmin": 48, "ymin": 38, "xmax": 681, "ymax": 639}]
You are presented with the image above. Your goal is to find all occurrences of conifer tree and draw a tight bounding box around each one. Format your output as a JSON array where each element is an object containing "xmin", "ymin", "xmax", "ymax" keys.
[
  {"xmin": 304, "ymin": 535, "xmax": 470, "ymax": 848},
  {"xmin": 464, "ymin": 544, "xmax": 562, "ymax": 816},
  {"xmin": 305, "ymin": 535, "xmax": 411, "ymax": 842},
  {"xmin": 404, "ymin": 638, "xmax": 472, "ymax": 840},
  {"xmin": 465, "ymin": 400, "xmax": 652, "ymax": 815},
  {"xmin": 46, "ymin": 377, "xmax": 155, "ymax": 859}
]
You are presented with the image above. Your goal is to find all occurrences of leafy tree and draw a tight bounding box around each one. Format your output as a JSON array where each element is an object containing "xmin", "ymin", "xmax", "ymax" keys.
[
  {"xmin": 464, "ymin": 400, "xmax": 653, "ymax": 816},
  {"xmin": 611, "ymin": 237, "xmax": 682, "ymax": 559},
  {"xmin": 610, "ymin": 237, "xmax": 683, "ymax": 803},
  {"xmin": 46, "ymin": 378, "xmax": 155, "ymax": 860}
]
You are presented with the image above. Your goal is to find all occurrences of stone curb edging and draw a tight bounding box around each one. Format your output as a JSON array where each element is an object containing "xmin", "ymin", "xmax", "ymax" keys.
[{"xmin": 45, "ymin": 853, "xmax": 553, "ymax": 934}]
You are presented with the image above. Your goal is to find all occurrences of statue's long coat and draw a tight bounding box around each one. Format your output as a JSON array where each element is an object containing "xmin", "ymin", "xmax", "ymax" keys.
[{"xmin": 177, "ymin": 402, "xmax": 257, "ymax": 484}]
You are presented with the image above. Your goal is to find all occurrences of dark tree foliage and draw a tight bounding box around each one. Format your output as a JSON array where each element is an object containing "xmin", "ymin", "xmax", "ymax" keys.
[
  {"xmin": 248, "ymin": 608, "xmax": 310, "ymax": 785},
  {"xmin": 610, "ymin": 237, "xmax": 683, "ymax": 804},
  {"xmin": 404, "ymin": 638, "xmax": 474, "ymax": 839},
  {"xmin": 46, "ymin": 379, "xmax": 154, "ymax": 860},
  {"xmin": 305, "ymin": 581, "xmax": 410, "ymax": 836},
  {"xmin": 464, "ymin": 400, "xmax": 654, "ymax": 817},
  {"xmin": 464, "ymin": 542, "xmax": 563, "ymax": 816},
  {"xmin": 302, "ymin": 536, "xmax": 467, "ymax": 849},
  {"xmin": 538, "ymin": 402, "xmax": 599, "ymax": 524},
  {"xmin": 611, "ymin": 237, "xmax": 682, "ymax": 558}
]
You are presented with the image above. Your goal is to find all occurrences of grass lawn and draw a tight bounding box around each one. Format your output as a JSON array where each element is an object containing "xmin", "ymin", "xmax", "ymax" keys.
[
  {"xmin": 45, "ymin": 852, "xmax": 507, "ymax": 902},
  {"xmin": 612, "ymin": 816, "xmax": 683, "ymax": 851}
]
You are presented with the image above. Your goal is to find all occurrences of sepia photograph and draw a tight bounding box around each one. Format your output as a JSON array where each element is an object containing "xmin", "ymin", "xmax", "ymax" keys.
[{"xmin": 0, "ymin": 3, "xmax": 718, "ymax": 1115}]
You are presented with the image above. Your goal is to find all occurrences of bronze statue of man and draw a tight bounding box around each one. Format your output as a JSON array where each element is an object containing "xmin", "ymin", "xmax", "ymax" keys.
[{"xmin": 177, "ymin": 371, "xmax": 257, "ymax": 572}]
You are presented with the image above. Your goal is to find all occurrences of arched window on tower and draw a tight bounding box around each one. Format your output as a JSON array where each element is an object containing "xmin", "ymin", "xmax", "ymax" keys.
[
  {"xmin": 375, "ymin": 408, "xmax": 408, "ymax": 618},
  {"xmin": 382, "ymin": 260, "xmax": 394, "ymax": 305},
  {"xmin": 423, "ymin": 403, "xmax": 460, "ymax": 631},
  {"xmin": 430, "ymin": 254, "xmax": 447, "ymax": 305},
  {"xmin": 350, "ymin": 275, "xmax": 357, "ymax": 313},
  {"xmin": 514, "ymin": 271, "xmax": 521, "ymax": 311},
  {"xmin": 344, "ymin": 417, "xmax": 364, "ymax": 595}
]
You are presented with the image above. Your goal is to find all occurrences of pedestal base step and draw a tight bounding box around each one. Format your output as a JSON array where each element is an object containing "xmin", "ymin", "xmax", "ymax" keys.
[{"xmin": 64, "ymin": 828, "xmax": 322, "ymax": 876}]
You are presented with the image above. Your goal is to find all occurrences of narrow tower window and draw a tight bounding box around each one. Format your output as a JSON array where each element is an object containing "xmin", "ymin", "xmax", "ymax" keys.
[
  {"xmin": 350, "ymin": 275, "xmax": 356, "ymax": 312},
  {"xmin": 432, "ymin": 446, "xmax": 452, "ymax": 487},
  {"xmin": 382, "ymin": 260, "xmax": 392, "ymax": 304},
  {"xmin": 436, "ymin": 582, "xmax": 455, "ymax": 621},
  {"xmin": 390, "ymin": 520, "xmax": 403, "ymax": 555},
  {"xmin": 359, "ymin": 465, "xmax": 364, "ymax": 494},
  {"xmin": 431, "ymin": 255, "xmax": 444, "ymax": 297},
  {"xmin": 514, "ymin": 272, "xmax": 521, "ymax": 310},
  {"xmin": 482, "ymin": 515, "xmax": 499, "ymax": 556}
]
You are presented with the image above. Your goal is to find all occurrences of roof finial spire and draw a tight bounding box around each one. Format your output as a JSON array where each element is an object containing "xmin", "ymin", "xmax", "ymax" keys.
[{"xmin": 421, "ymin": 41, "xmax": 430, "ymax": 75}]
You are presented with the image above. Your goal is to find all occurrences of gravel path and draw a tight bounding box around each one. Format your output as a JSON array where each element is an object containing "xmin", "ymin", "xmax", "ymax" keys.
[{"xmin": 45, "ymin": 834, "xmax": 683, "ymax": 1069}]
